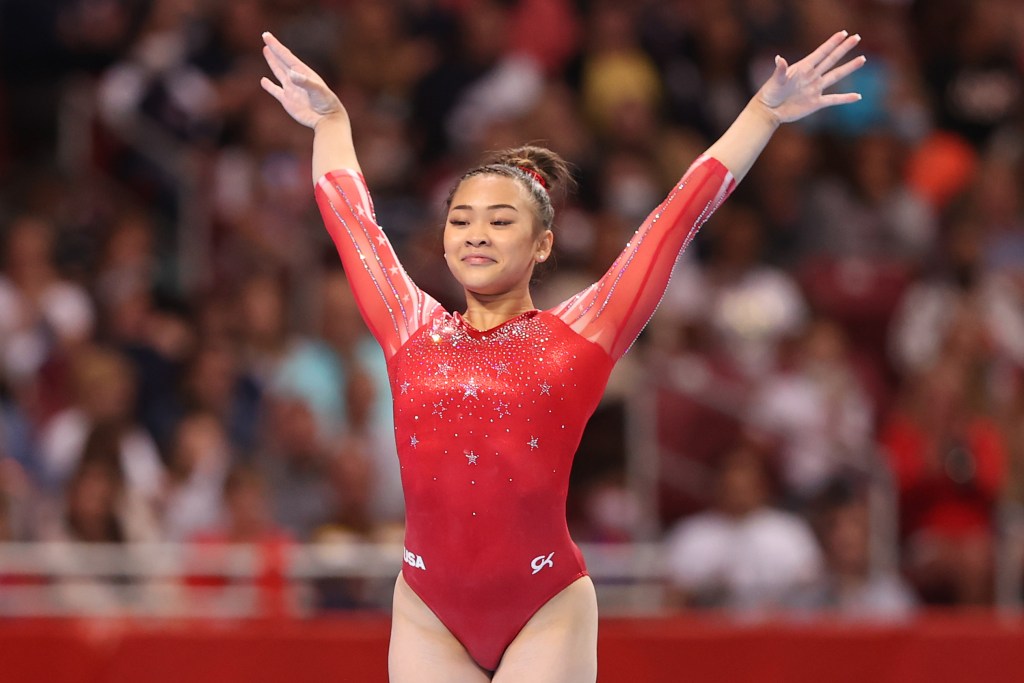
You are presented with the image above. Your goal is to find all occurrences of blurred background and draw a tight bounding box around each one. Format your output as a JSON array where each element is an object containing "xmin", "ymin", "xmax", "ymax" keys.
[{"xmin": 1, "ymin": 0, "xmax": 1024, "ymax": 680}]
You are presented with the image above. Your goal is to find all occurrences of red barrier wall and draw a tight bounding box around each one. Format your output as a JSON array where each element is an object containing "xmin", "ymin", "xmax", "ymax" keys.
[{"xmin": 3, "ymin": 614, "xmax": 1023, "ymax": 683}]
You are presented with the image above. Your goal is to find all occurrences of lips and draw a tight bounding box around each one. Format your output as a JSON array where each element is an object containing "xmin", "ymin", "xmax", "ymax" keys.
[{"xmin": 461, "ymin": 254, "xmax": 496, "ymax": 265}]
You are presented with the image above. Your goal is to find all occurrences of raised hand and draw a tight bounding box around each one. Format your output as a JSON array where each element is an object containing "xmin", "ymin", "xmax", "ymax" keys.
[
  {"xmin": 260, "ymin": 31, "xmax": 345, "ymax": 129},
  {"xmin": 757, "ymin": 31, "xmax": 866, "ymax": 124}
]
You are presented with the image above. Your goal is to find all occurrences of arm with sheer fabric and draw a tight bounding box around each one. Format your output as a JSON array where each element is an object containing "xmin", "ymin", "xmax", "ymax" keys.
[
  {"xmin": 552, "ymin": 30, "xmax": 866, "ymax": 359},
  {"xmin": 260, "ymin": 32, "xmax": 439, "ymax": 359}
]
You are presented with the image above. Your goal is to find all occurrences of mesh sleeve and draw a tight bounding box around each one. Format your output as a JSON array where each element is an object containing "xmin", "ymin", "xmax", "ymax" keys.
[
  {"xmin": 315, "ymin": 169, "xmax": 442, "ymax": 359},
  {"xmin": 549, "ymin": 155, "xmax": 735, "ymax": 359}
]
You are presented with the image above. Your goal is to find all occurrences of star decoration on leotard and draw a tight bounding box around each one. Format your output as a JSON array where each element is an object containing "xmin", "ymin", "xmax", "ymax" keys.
[
  {"xmin": 376, "ymin": 234, "xmax": 388, "ymax": 246},
  {"xmin": 399, "ymin": 381, "xmax": 410, "ymax": 395},
  {"xmin": 493, "ymin": 361, "xmax": 511, "ymax": 377},
  {"xmin": 410, "ymin": 434, "xmax": 419, "ymax": 448},
  {"xmin": 437, "ymin": 362, "xmax": 452, "ymax": 378},
  {"xmin": 539, "ymin": 381, "xmax": 552, "ymax": 395},
  {"xmin": 494, "ymin": 400, "xmax": 511, "ymax": 419},
  {"xmin": 527, "ymin": 436, "xmax": 539, "ymax": 450},
  {"xmin": 431, "ymin": 401, "xmax": 446, "ymax": 418},
  {"xmin": 389, "ymin": 265, "xmax": 401, "ymax": 276},
  {"xmin": 355, "ymin": 204, "xmax": 369, "ymax": 219},
  {"xmin": 466, "ymin": 451, "xmax": 479, "ymax": 465},
  {"xmin": 461, "ymin": 379, "xmax": 480, "ymax": 399}
]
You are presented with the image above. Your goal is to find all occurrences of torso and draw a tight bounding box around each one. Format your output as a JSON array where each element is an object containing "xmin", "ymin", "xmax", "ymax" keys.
[{"xmin": 387, "ymin": 308, "xmax": 614, "ymax": 669}]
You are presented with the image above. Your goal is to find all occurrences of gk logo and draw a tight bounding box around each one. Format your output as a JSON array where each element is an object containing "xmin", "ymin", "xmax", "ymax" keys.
[{"xmin": 531, "ymin": 552, "xmax": 555, "ymax": 575}]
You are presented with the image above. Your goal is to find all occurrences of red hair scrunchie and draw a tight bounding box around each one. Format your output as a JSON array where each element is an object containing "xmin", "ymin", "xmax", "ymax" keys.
[{"xmin": 516, "ymin": 166, "xmax": 549, "ymax": 191}]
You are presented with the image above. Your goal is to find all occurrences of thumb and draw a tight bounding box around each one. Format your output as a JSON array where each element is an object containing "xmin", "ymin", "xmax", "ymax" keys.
[{"xmin": 773, "ymin": 55, "xmax": 789, "ymax": 84}]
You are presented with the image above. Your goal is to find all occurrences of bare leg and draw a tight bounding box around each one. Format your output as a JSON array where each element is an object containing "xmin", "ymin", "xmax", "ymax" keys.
[
  {"xmin": 491, "ymin": 576, "xmax": 598, "ymax": 683},
  {"xmin": 388, "ymin": 574, "xmax": 492, "ymax": 683}
]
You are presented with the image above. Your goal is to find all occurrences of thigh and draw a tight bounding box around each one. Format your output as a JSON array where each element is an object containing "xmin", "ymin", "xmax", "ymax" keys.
[
  {"xmin": 491, "ymin": 576, "xmax": 598, "ymax": 683},
  {"xmin": 388, "ymin": 574, "xmax": 492, "ymax": 683}
]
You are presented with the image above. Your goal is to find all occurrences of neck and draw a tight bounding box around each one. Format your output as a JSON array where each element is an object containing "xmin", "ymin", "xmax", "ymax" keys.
[{"xmin": 462, "ymin": 290, "xmax": 536, "ymax": 330}]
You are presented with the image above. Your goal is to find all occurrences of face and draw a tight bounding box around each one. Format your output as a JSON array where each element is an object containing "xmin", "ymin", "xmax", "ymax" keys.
[{"xmin": 443, "ymin": 174, "xmax": 552, "ymax": 298}]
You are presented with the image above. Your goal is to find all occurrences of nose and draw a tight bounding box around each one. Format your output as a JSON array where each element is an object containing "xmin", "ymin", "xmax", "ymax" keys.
[{"xmin": 464, "ymin": 224, "xmax": 489, "ymax": 247}]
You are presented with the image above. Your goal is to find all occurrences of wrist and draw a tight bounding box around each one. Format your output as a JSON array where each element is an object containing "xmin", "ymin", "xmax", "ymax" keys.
[
  {"xmin": 313, "ymin": 110, "xmax": 350, "ymax": 132},
  {"xmin": 746, "ymin": 96, "xmax": 783, "ymax": 130}
]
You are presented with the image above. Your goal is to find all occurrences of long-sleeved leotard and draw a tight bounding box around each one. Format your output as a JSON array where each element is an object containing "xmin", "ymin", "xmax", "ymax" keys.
[{"xmin": 314, "ymin": 156, "xmax": 734, "ymax": 671}]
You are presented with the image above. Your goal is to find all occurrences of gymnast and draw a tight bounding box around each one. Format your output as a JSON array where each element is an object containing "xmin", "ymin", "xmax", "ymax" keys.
[{"xmin": 260, "ymin": 27, "xmax": 865, "ymax": 682}]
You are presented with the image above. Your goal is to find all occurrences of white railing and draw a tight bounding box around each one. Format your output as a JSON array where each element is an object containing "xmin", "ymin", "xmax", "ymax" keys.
[{"xmin": 0, "ymin": 541, "xmax": 670, "ymax": 618}]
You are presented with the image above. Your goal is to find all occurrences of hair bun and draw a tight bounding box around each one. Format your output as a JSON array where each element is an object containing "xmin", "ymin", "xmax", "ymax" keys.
[{"xmin": 488, "ymin": 145, "xmax": 574, "ymax": 196}]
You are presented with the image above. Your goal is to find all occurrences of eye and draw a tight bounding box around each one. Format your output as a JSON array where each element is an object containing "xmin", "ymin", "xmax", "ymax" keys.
[
  {"xmin": 448, "ymin": 218, "xmax": 469, "ymax": 227},
  {"xmin": 491, "ymin": 218, "xmax": 514, "ymax": 227}
]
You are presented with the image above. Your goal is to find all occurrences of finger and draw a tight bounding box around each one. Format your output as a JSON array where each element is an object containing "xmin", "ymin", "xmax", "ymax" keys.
[
  {"xmin": 260, "ymin": 76, "xmax": 286, "ymax": 102},
  {"xmin": 815, "ymin": 34, "xmax": 862, "ymax": 76},
  {"xmin": 773, "ymin": 55, "xmax": 790, "ymax": 84},
  {"xmin": 806, "ymin": 30, "xmax": 850, "ymax": 70},
  {"xmin": 820, "ymin": 54, "xmax": 867, "ymax": 90},
  {"xmin": 262, "ymin": 31, "xmax": 315, "ymax": 78},
  {"xmin": 263, "ymin": 45, "xmax": 290, "ymax": 85},
  {"xmin": 818, "ymin": 92, "xmax": 863, "ymax": 108}
]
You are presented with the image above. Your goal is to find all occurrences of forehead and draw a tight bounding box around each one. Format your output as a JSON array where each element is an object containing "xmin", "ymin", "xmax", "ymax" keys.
[{"xmin": 450, "ymin": 173, "xmax": 528, "ymax": 209}]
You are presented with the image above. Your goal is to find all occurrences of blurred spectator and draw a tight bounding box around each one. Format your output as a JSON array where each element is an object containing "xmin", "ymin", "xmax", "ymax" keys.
[
  {"xmin": 177, "ymin": 338, "xmax": 262, "ymax": 456},
  {"xmin": 34, "ymin": 427, "xmax": 162, "ymax": 614},
  {"xmin": 336, "ymin": 0, "xmax": 437, "ymax": 101},
  {"xmin": 186, "ymin": 464, "xmax": 297, "ymax": 617},
  {"xmin": 0, "ymin": 453, "xmax": 34, "ymax": 543},
  {"xmin": 319, "ymin": 270, "xmax": 403, "ymax": 524},
  {"xmin": 913, "ymin": 0, "xmax": 1023, "ymax": 147},
  {"xmin": 880, "ymin": 355, "xmax": 1007, "ymax": 605},
  {"xmin": 639, "ymin": 1, "xmax": 755, "ymax": 140},
  {"xmin": 38, "ymin": 424, "xmax": 160, "ymax": 544},
  {"xmin": 162, "ymin": 411, "xmax": 231, "ymax": 541},
  {"xmin": 889, "ymin": 202, "xmax": 1024, "ymax": 377},
  {"xmin": 742, "ymin": 125, "xmax": 817, "ymax": 266},
  {"xmin": 411, "ymin": 0, "xmax": 542, "ymax": 161},
  {"xmin": 96, "ymin": 0, "xmax": 219, "ymax": 144},
  {"xmin": 664, "ymin": 444, "xmax": 823, "ymax": 613},
  {"xmin": 0, "ymin": 382, "xmax": 37, "ymax": 484},
  {"xmin": 255, "ymin": 393, "xmax": 339, "ymax": 541},
  {"xmin": 747, "ymin": 317, "xmax": 875, "ymax": 505},
  {"xmin": 803, "ymin": 132, "xmax": 935, "ymax": 261},
  {"xmin": 969, "ymin": 154, "xmax": 1024, "ymax": 274},
  {"xmin": 0, "ymin": 215, "xmax": 95, "ymax": 414},
  {"xmin": 802, "ymin": 485, "xmax": 917, "ymax": 620},
  {"xmin": 210, "ymin": 97, "xmax": 315, "ymax": 282},
  {"xmin": 661, "ymin": 203, "xmax": 808, "ymax": 380},
  {"xmin": 579, "ymin": 3, "xmax": 663, "ymax": 148},
  {"xmin": 237, "ymin": 272, "xmax": 344, "ymax": 441},
  {"xmin": 37, "ymin": 345, "xmax": 166, "ymax": 507}
]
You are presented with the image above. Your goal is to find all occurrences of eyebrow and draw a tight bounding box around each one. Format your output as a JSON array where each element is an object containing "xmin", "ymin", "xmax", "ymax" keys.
[{"xmin": 451, "ymin": 204, "xmax": 519, "ymax": 212}]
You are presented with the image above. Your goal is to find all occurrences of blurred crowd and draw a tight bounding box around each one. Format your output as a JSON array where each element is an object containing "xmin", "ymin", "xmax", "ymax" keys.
[{"xmin": 0, "ymin": 0, "xmax": 1023, "ymax": 619}]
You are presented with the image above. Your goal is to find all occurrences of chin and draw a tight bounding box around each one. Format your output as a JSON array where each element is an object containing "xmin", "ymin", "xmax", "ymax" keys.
[{"xmin": 460, "ymin": 279, "xmax": 511, "ymax": 297}]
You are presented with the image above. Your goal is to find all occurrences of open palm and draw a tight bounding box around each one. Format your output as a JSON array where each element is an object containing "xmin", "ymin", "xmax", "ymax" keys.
[
  {"xmin": 759, "ymin": 31, "xmax": 866, "ymax": 124},
  {"xmin": 260, "ymin": 32, "xmax": 345, "ymax": 129}
]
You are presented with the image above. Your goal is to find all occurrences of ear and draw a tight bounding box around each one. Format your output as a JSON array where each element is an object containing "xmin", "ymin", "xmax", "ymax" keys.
[{"xmin": 535, "ymin": 229, "xmax": 554, "ymax": 262}]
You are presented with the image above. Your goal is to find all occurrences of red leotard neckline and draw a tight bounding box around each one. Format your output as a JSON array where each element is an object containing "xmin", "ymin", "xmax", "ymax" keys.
[{"xmin": 453, "ymin": 309, "xmax": 540, "ymax": 336}]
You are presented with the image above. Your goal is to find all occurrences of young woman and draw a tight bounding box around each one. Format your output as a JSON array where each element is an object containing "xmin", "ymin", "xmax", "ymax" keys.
[{"xmin": 261, "ymin": 28, "xmax": 865, "ymax": 683}]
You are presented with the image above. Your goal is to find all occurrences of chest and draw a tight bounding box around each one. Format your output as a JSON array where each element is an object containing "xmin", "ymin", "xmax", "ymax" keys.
[{"xmin": 388, "ymin": 312, "xmax": 612, "ymax": 431}]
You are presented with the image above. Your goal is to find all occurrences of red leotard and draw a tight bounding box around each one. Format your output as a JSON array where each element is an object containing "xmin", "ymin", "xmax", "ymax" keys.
[{"xmin": 314, "ymin": 156, "xmax": 734, "ymax": 671}]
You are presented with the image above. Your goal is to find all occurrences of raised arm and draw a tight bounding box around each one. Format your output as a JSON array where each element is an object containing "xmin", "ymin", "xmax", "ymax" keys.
[
  {"xmin": 261, "ymin": 32, "xmax": 440, "ymax": 358},
  {"xmin": 552, "ymin": 31, "xmax": 865, "ymax": 359}
]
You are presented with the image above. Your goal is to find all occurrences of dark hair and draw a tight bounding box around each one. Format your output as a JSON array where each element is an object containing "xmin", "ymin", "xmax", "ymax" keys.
[{"xmin": 446, "ymin": 145, "xmax": 574, "ymax": 232}]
